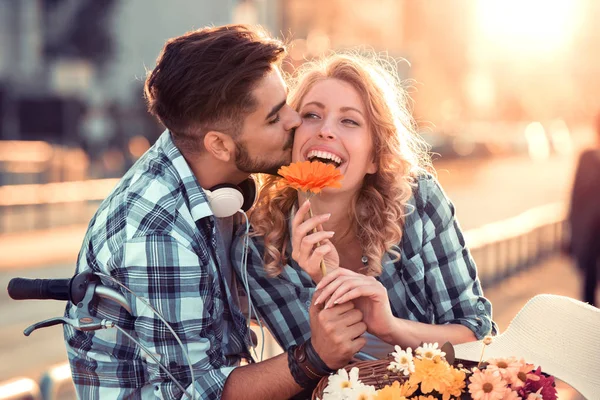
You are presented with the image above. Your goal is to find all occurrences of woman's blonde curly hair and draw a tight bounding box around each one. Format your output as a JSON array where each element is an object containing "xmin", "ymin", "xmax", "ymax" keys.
[{"xmin": 249, "ymin": 52, "xmax": 432, "ymax": 277}]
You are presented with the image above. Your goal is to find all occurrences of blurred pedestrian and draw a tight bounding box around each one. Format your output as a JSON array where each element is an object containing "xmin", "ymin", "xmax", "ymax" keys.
[{"xmin": 568, "ymin": 112, "xmax": 600, "ymax": 307}]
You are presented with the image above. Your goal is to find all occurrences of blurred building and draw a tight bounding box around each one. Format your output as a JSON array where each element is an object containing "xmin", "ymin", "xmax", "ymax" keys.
[
  {"xmin": 1, "ymin": 0, "xmax": 600, "ymax": 147},
  {"xmin": 282, "ymin": 0, "xmax": 600, "ymax": 130},
  {"xmin": 0, "ymin": 0, "xmax": 282, "ymax": 145}
]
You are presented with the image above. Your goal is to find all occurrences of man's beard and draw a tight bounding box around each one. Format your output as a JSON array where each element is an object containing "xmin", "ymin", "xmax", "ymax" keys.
[{"xmin": 235, "ymin": 132, "xmax": 294, "ymax": 175}]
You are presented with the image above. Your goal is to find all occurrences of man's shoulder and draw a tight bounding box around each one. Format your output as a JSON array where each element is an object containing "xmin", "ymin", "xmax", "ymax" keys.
[{"xmin": 87, "ymin": 148, "xmax": 194, "ymax": 245}]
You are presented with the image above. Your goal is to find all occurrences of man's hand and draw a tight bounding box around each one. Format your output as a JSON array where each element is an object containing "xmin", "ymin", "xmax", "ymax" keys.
[{"xmin": 308, "ymin": 292, "xmax": 367, "ymax": 369}]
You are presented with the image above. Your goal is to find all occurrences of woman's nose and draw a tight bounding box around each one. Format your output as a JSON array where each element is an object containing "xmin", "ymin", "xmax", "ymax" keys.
[{"xmin": 318, "ymin": 125, "xmax": 335, "ymax": 140}]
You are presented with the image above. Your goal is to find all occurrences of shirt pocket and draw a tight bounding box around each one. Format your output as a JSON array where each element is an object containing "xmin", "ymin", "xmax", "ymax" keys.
[{"xmin": 395, "ymin": 252, "xmax": 431, "ymax": 322}]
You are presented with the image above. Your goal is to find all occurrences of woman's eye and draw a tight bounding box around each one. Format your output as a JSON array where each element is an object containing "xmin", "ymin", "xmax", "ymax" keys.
[
  {"xmin": 302, "ymin": 112, "xmax": 320, "ymax": 120},
  {"xmin": 343, "ymin": 119, "xmax": 359, "ymax": 126}
]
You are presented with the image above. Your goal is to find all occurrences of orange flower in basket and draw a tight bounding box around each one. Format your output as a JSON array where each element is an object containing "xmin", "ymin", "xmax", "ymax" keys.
[{"xmin": 277, "ymin": 160, "xmax": 343, "ymax": 194}]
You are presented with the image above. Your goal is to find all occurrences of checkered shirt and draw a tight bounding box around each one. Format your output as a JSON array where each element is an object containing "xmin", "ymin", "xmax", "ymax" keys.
[
  {"xmin": 232, "ymin": 174, "xmax": 497, "ymax": 352},
  {"xmin": 64, "ymin": 130, "xmax": 250, "ymax": 399}
]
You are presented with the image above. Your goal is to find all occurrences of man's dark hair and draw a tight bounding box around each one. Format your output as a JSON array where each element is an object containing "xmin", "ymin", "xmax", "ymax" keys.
[{"xmin": 144, "ymin": 24, "xmax": 286, "ymax": 152}]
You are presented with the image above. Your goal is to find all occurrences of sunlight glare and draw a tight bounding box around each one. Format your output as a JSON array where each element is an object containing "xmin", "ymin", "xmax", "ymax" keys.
[{"xmin": 476, "ymin": 0, "xmax": 579, "ymax": 54}]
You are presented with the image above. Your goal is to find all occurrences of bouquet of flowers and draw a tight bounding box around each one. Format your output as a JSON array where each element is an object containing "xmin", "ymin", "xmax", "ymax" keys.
[{"xmin": 313, "ymin": 341, "xmax": 558, "ymax": 400}]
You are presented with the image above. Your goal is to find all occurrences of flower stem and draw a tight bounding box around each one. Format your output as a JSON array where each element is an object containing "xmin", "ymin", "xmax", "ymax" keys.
[
  {"xmin": 308, "ymin": 205, "xmax": 327, "ymax": 278},
  {"xmin": 478, "ymin": 343, "xmax": 486, "ymax": 368}
]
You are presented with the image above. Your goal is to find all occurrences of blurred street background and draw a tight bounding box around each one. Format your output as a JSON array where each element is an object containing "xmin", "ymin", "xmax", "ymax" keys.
[{"xmin": 1, "ymin": 0, "xmax": 599, "ymax": 399}]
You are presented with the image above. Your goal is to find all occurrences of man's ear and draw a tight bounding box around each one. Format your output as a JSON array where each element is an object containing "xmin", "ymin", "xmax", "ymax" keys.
[{"xmin": 203, "ymin": 131, "xmax": 236, "ymax": 162}]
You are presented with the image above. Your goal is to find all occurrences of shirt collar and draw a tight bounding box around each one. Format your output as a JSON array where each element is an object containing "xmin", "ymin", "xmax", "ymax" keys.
[{"xmin": 156, "ymin": 130, "xmax": 214, "ymax": 222}]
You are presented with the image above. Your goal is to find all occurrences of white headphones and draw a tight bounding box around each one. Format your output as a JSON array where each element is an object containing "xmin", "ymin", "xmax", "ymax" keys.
[{"xmin": 204, "ymin": 177, "xmax": 257, "ymax": 218}]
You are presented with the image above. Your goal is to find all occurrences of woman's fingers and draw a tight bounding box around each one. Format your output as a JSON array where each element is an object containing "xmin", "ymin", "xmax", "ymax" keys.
[
  {"xmin": 291, "ymin": 199, "xmax": 311, "ymax": 229},
  {"xmin": 314, "ymin": 274, "xmax": 356, "ymax": 306},
  {"xmin": 329, "ymin": 285, "xmax": 379, "ymax": 307},
  {"xmin": 291, "ymin": 199, "xmax": 311, "ymax": 250},
  {"xmin": 315, "ymin": 267, "xmax": 354, "ymax": 290},
  {"xmin": 291, "ymin": 203, "xmax": 331, "ymax": 251},
  {"xmin": 303, "ymin": 231, "xmax": 335, "ymax": 247},
  {"xmin": 324, "ymin": 278, "xmax": 375, "ymax": 309}
]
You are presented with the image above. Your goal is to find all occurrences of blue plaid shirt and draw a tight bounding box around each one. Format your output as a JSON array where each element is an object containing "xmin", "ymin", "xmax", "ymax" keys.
[
  {"xmin": 64, "ymin": 130, "xmax": 250, "ymax": 399},
  {"xmin": 232, "ymin": 174, "xmax": 497, "ymax": 352}
]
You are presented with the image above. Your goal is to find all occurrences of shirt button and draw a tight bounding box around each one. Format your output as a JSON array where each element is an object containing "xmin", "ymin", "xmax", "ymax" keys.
[
  {"xmin": 305, "ymin": 300, "xmax": 311, "ymax": 308},
  {"xmin": 477, "ymin": 303, "xmax": 485, "ymax": 311}
]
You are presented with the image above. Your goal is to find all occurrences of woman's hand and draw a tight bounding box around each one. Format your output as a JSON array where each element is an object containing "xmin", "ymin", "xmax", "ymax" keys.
[
  {"xmin": 291, "ymin": 199, "xmax": 339, "ymax": 283},
  {"xmin": 314, "ymin": 268, "xmax": 395, "ymax": 340}
]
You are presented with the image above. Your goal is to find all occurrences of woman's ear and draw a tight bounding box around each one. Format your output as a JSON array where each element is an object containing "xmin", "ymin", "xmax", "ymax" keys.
[
  {"xmin": 367, "ymin": 156, "xmax": 378, "ymax": 174},
  {"xmin": 203, "ymin": 131, "xmax": 236, "ymax": 162}
]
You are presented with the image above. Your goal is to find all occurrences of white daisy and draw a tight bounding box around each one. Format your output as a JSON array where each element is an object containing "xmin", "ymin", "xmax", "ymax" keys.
[
  {"xmin": 346, "ymin": 384, "xmax": 377, "ymax": 400},
  {"xmin": 415, "ymin": 342, "xmax": 446, "ymax": 360},
  {"xmin": 387, "ymin": 345, "xmax": 415, "ymax": 376},
  {"xmin": 323, "ymin": 367, "xmax": 362, "ymax": 396},
  {"xmin": 321, "ymin": 392, "xmax": 344, "ymax": 400}
]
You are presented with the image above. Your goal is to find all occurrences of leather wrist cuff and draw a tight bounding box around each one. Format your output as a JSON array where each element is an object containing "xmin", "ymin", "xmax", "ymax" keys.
[
  {"xmin": 304, "ymin": 339, "xmax": 336, "ymax": 376},
  {"xmin": 294, "ymin": 341, "xmax": 327, "ymax": 381},
  {"xmin": 287, "ymin": 344, "xmax": 319, "ymax": 389},
  {"xmin": 288, "ymin": 339, "xmax": 337, "ymax": 390}
]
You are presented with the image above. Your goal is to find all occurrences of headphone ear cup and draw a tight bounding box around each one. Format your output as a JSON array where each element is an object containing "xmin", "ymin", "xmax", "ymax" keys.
[
  {"xmin": 205, "ymin": 184, "xmax": 244, "ymax": 218},
  {"xmin": 238, "ymin": 177, "xmax": 257, "ymax": 212}
]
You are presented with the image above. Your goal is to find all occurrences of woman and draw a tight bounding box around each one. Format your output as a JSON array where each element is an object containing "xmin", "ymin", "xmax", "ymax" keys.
[{"xmin": 233, "ymin": 52, "xmax": 496, "ymax": 358}]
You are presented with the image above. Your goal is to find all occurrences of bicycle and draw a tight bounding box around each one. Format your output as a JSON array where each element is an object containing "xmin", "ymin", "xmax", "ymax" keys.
[{"xmin": 8, "ymin": 272, "xmax": 199, "ymax": 399}]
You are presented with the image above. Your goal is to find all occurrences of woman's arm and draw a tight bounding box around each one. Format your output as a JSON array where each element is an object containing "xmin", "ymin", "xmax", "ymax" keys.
[
  {"xmin": 417, "ymin": 176, "xmax": 497, "ymax": 340},
  {"xmin": 315, "ymin": 175, "xmax": 496, "ymax": 348},
  {"xmin": 314, "ymin": 268, "xmax": 476, "ymax": 349}
]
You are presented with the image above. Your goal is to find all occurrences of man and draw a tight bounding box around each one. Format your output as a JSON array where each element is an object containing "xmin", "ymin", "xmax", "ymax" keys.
[
  {"xmin": 568, "ymin": 113, "xmax": 600, "ymax": 307},
  {"xmin": 64, "ymin": 25, "xmax": 367, "ymax": 399}
]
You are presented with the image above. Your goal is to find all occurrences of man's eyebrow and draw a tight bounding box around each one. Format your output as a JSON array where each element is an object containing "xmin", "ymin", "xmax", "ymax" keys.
[{"xmin": 266, "ymin": 99, "xmax": 286, "ymax": 120}]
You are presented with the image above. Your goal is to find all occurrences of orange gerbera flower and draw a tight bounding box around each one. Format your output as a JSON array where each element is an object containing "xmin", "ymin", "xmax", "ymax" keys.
[
  {"xmin": 374, "ymin": 380, "xmax": 416, "ymax": 400},
  {"xmin": 277, "ymin": 160, "xmax": 343, "ymax": 194},
  {"xmin": 439, "ymin": 366, "xmax": 467, "ymax": 400},
  {"xmin": 408, "ymin": 358, "xmax": 453, "ymax": 394},
  {"xmin": 373, "ymin": 381, "xmax": 408, "ymax": 400}
]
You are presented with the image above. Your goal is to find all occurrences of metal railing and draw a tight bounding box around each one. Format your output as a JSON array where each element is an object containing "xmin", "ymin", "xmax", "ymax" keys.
[
  {"xmin": 466, "ymin": 202, "xmax": 566, "ymax": 288},
  {"xmin": 0, "ymin": 377, "xmax": 41, "ymax": 400},
  {"xmin": 0, "ymin": 140, "xmax": 123, "ymax": 234}
]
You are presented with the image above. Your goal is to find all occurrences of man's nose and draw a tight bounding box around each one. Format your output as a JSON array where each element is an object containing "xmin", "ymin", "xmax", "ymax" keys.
[{"xmin": 285, "ymin": 110, "xmax": 302, "ymax": 131}]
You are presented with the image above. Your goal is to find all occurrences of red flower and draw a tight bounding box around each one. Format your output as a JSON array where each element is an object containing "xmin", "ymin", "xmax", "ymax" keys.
[{"xmin": 516, "ymin": 367, "xmax": 557, "ymax": 400}]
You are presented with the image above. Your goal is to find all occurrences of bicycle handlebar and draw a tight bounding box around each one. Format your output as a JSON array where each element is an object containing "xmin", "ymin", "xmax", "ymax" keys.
[
  {"xmin": 7, "ymin": 272, "xmax": 130, "ymax": 312},
  {"xmin": 6, "ymin": 272, "xmax": 132, "ymax": 336},
  {"xmin": 8, "ymin": 278, "xmax": 70, "ymax": 301},
  {"xmin": 6, "ymin": 272, "xmax": 193, "ymax": 398}
]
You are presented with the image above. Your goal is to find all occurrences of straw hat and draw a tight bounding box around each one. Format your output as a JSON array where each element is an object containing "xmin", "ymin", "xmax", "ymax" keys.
[{"xmin": 454, "ymin": 294, "xmax": 600, "ymax": 400}]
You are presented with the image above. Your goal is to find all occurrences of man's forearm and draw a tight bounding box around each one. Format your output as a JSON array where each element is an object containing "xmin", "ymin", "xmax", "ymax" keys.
[{"xmin": 221, "ymin": 352, "xmax": 306, "ymax": 400}]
